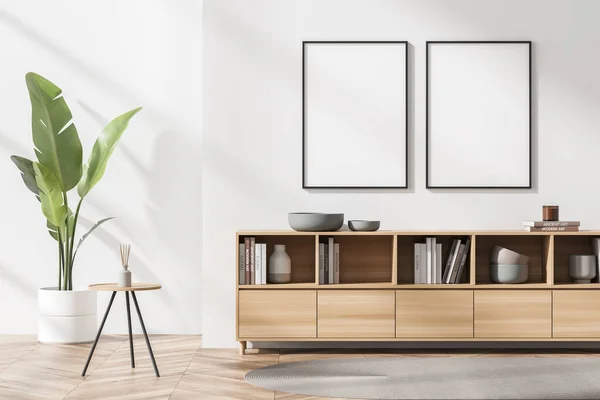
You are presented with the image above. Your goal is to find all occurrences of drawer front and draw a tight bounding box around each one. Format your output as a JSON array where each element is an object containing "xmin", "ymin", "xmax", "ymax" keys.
[
  {"xmin": 474, "ymin": 290, "xmax": 551, "ymax": 338},
  {"xmin": 396, "ymin": 290, "xmax": 473, "ymax": 338},
  {"xmin": 554, "ymin": 291, "xmax": 600, "ymax": 338},
  {"xmin": 238, "ymin": 290, "xmax": 316, "ymax": 338},
  {"xmin": 318, "ymin": 290, "xmax": 395, "ymax": 338}
]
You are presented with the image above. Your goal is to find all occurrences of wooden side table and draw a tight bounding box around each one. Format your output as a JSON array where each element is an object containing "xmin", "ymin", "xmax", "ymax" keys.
[{"xmin": 82, "ymin": 283, "xmax": 162, "ymax": 377}]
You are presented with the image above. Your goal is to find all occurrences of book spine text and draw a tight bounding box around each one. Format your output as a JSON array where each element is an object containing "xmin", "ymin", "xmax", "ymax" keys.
[
  {"xmin": 414, "ymin": 243, "xmax": 421, "ymax": 284},
  {"xmin": 526, "ymin": 226, "xmax": 579, "ymax": 232},
  {"xmin": 250, "ymin": 237, "xmax": 255, "ymax": 285},
  {"xmin": 244, "ymin": 237, "xmax": 250, "ymax": 284},
  {"xmin": 239, "ymin": 243, "xmax": 245, "ymax": 285}
]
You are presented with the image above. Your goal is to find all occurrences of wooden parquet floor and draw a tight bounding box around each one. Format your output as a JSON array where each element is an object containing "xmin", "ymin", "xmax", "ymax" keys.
[{"xmin": 1, "ymin": 335, "xmax": 599, "ymax": 399}]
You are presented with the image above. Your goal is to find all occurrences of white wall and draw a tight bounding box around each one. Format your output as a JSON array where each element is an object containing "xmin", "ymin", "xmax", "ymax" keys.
[
  {"xmin": 0, "ymin": 1, "xmax": 202, "ymax": 334},
  {"xmin": 203, "ymin": 0, "xmax": 600, "ymax": 348}
]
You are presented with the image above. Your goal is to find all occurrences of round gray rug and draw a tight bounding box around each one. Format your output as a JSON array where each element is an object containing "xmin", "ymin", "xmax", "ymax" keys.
[{"xmin": 245, "ymin": 357, "xmax": 600, "ymax": 399}]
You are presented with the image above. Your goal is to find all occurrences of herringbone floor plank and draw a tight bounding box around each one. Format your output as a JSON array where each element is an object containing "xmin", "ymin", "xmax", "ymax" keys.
[{"xmin": 2, "ymin": 335, "xmax": 597, "ymax": 400}]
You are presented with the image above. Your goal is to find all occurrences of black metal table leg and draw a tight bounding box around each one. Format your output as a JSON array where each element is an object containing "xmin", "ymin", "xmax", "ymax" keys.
[
  {"xmin": 82, "ymin": 291, "xmax": 117, "ymax": 376},
  {"xmin": 131, "ymin": 291, "xmax": 160, "ymax": 377},
  {"xmin": 126, "ymin": 292, "xmax": 135, "ymax": 368}
]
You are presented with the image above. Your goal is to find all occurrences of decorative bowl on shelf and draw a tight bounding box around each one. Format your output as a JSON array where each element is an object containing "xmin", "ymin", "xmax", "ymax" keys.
[
  {"xmin": 490, "ymin": 246, "xmax": 529, "ymax": 265},
  {"xmin": 490, "ymin": 263, "xmax": 528, "ymax": 284},
  {"xmin": 288, "ymin": 213, "xmax": 344, "ymax": 232},
  {"xmin": 348, "ymin": 220, "xmax": 380, "ymax": 232},
  {"xmin": 569, "ymin": 255, "xmax": 597, "ymax": 284}
]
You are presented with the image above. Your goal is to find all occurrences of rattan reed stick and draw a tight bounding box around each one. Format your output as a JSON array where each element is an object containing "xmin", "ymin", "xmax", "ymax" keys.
[{"xmin": 120, "ymin": 244, "xmax": 131, "ymax": 270}]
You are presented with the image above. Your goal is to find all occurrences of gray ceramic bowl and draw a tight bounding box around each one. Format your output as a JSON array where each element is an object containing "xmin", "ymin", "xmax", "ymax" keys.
[
  {"xmin": 490, "ymin": 246, "xmax": 529, "ymax": 265},
  {"xmin": 348, "ymin": 220, "xmax": 380, "ymax": 232},
  {"xmin": 288, "ymin": 213, "xmax": 344, "ymax": 232},
  {"xmin": 490, "ymin": 263, "xmax": 528, "ymax": 284}
]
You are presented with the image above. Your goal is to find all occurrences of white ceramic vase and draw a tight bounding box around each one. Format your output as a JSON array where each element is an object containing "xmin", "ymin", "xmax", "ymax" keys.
[
  {"xmin": 268, "ymin": 244, "xmax": 291, "ymax": 283},
  {"xmin": 38, "ymin": 288, "xmax": 97, "ymax": 344},
  {"xmin": 118, "ymin": 268, "xmax": 132, "ymax": 287}
]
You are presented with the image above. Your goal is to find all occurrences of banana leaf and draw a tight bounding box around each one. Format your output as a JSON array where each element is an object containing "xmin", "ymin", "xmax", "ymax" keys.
[
  {"xmin": 10, "ymin": 155, "xmax": 40, "ymax": 199},
  {"xmin": 26, "ymin": 73, "xmax": 82, "ymax": 191},
  {"xmin": 33, "ymin": 162, "xmax": 67, "ymax": 227},
  {"xmin": 78, "ymin": 107, "xmax": 141, "ymax": 197},
  {"xmin": 71, "ymin": 217, "xmax": 114, "ymax": 262},
  {"xmin": 47, "ymin": 209, "xmax": 74, "ymax": 242}
]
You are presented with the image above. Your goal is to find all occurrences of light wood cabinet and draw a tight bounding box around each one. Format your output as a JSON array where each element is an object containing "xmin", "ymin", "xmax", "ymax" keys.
[
  {"xmin": 553, "ymin": 291, "xmax": 600, "ymax": 338},
  {"xmin": 238, "ymin": 290, "xmax": 316, "ymax": 338},
  {"xmin": 236, "ymin": 231, "xmax": 600, "ymax": 353},
  {"xmin": 474, "ymin": 290, "xmax": 551, "ymax": 338},
  {"xmin": 318, "ymin": 290, "xmax": 395, "ymax": 338},
  {"xmin": 396, "ymin": 291, "xmax": 473, "ymax": 338}
]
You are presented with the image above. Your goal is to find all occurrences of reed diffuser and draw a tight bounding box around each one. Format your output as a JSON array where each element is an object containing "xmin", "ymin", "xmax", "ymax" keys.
[{"xmin": 119, "ymin": 244, "xmax": 132, "ymax": 287}]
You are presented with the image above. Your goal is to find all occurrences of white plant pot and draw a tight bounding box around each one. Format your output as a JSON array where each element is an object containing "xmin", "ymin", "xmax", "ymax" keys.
[{"xmin": 38, "ymin": 287, "xmax": 97, "ymax": 344}]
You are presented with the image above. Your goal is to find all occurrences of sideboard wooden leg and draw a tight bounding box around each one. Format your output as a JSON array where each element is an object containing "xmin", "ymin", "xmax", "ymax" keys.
[{"xmin": 239, "ymin": 341, "xmax": 247, "ymax": 355}]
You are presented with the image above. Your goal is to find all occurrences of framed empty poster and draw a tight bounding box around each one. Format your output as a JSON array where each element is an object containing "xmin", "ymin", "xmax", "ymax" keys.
[
  {"xmin": 303, "ymin": 41, "xmax": 408, "ymax": 189},
  {"xmin": 426, "ymin": 41, "xmax": 531, "ymax": 188}
]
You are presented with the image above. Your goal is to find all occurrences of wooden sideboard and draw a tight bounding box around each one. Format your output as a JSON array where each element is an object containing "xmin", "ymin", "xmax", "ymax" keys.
[{"xmin": 236, "ymin": 230, "xmax": 600, "ymax": 354}]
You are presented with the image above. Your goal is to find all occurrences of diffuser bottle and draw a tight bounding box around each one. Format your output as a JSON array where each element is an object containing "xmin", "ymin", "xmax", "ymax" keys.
[
  {"xmin": 118, "ymin": 267, "xmax": 132, "ymax": 287},
  {"xmin": 118, "ymin": 244, "xmax": 132, "ymax": 287}
]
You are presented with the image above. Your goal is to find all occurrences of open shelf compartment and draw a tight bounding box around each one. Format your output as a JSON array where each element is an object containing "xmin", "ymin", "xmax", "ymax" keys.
[
  {"xmin": 475, "ymin": 235, "xmax": 551, "ymax": 285},
  {"xmin": 322, "ymin": 234, "xmax": 394, "ymax": 284},
  {"xmin": 237, "ymin": 234, "xmax": 316, "ymax": 284},
  {"xmin": 396, "ymin": 235, "xmax": 473, "ymax": 285},
  {"xmin": 554, "ymin": 234, "xmax": 600, "ymax": 285}
]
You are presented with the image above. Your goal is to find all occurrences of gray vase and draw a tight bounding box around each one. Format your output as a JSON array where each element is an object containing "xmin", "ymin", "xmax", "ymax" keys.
[
  {"xmin": 569, "ymin": 255, "xmax": 597, "ymax": 284},
  {"xmin": 118, "ymin": 268, "xmax": 132, "ymax": 287},
  {"xmin": 268, "ymin": 245, "xmax": 291, "ymax": 284}
]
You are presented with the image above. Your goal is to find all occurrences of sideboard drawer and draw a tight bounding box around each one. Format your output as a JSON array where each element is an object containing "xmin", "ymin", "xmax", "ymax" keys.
[
  {"xmin": 474, "ymin": 290, "xmax": 551, "ymax": 338},
  {"xmin": 553, "ymin": 291, "xmax": 600, "ymax": 338},
  {"xmin": 318, "ymin": 290, "xmax": 395, "ymax": 338},
  {"xmin": 238, "ymin": 290, "xmax": 316, "ymax": 338},
  {"xmin": 396, "ymin": 290, "xmax": 473, "ymax": 338}
]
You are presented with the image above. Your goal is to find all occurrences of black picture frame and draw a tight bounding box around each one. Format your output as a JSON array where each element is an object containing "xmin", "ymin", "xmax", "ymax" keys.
[
  {"xmin": 302, "ymin": 41, "xmax": 409, "ymax": 189},
  {"xmin": 425, "ymin": 41, "xmax": 532, "ymax": 189}
]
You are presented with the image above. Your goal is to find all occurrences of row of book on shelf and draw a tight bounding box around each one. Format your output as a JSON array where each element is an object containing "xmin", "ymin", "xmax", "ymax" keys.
[
  {"xmin": 238, "ymin": 237, "xmax": 267, "ymax": 285},
  {"xmin": 319, "ymin": 237, "xmax": 340, "ymax": 284},
  {"xmin": 238, "ymin": 236, "xmax": 341, "ymax": 285},
  {"xmin": 414, "ymin": 237, "xmax": 470, "ymax": 284},
  {"xmin": 522, "ymin": 220, "xmax": 580, "ymax": 231}
]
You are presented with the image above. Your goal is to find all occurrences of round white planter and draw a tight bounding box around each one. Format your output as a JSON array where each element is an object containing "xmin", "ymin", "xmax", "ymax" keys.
[{"xmin": 38, "ymin": 287, "xmax": 97, "ymax": 344}]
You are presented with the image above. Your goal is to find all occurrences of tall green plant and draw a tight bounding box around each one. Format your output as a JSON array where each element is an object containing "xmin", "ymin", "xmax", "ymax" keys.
[{"xmin": 11, "ymin": 72, "xmax": 141, "ymax": 290}]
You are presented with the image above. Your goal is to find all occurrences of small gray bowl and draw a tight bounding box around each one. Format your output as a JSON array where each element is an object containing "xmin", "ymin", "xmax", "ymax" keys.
[
  {"xmin": 490, "ymin": 263, "xmax": 528, "ymax": 284},
  {"xmin": 348, "ymin": 220, "xmax": 380, "ymax": 232},
  {"xmin": 490, "ymin": 246, "xmax": 529, "ymax": 265},
  {"xmin": 288, "ymin": 213, "xmax": 344, "ymax": 232}
]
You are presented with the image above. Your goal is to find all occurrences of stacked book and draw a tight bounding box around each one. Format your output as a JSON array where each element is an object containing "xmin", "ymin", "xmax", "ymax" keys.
[
  {"xmin": 522, "ymin": 221, "xmax": 580, "ymax": 232},
  {"xmin": 414, "ymin": 237, "xmax": 470, "ymax": 284},
  {"xmin": 319, "ymin": 237, "xmax": 340, "ymax": 284},
  {"xmin": 414, "ymin": 238, "xmax": 442, "ymax": 283},
  {"xmin": 238, "ymin": 237, "xmax": 267, "ymax": 285}
]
